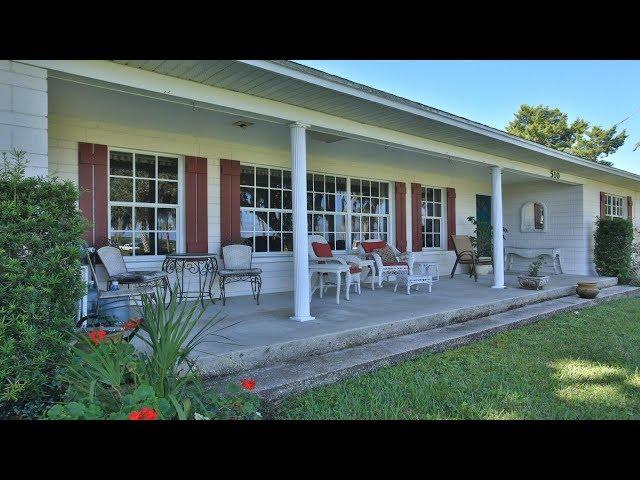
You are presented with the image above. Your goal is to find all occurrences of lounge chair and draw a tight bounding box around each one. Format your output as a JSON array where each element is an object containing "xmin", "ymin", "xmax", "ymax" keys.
[
  {"xmin": 356, "ymin": 239, "xmax": 415, "ymax": 287},
  {"xmin": 449, "ymin": 235, "xmax": 493, "ymax": 282}
]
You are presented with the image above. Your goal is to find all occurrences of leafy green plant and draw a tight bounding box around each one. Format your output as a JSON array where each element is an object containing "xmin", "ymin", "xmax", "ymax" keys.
[
  {"xmin": 466, "ymin": 216, "xmax": 508, "ymax": 257},
  {"xmin": 594, "ymin": 217, "xmax": 634, "ymax": 282},
  {"xmin": 527, "ymin": 256, "xmax": 546, "ymax": 277},
  {"xmin": 0, "ymin": 150, "xmax": 88, "ymax": 418}
]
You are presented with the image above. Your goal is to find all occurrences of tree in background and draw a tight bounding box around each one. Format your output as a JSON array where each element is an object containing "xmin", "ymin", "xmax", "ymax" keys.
[{"xmin": 506, "ymin": 104, "xmax": 627, "ymax": 167}]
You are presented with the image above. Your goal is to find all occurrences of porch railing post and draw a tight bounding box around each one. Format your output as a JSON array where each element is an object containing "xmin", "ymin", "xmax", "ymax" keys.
[
  {"xmin": 491, "ymin": 166, "xmax": 506, "ymax": 289},
  {"xmin": 289, "ymin": 122, "xmax": 315, "ymax": 321}
]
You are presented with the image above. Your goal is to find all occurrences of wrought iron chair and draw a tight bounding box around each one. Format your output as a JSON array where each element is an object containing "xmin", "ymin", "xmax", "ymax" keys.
[
  {"xmin": 97, "ymin": 246, "xmax": 170, "ymax": 296},
  {"xmin": 219, "ymin": 244, "xmax": 262, "ymax": 305}
]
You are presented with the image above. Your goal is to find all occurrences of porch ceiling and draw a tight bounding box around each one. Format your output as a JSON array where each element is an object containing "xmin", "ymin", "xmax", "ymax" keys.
[{"xmin": 111, "ymin": 60, "xmax": 640, "ymax": 190}]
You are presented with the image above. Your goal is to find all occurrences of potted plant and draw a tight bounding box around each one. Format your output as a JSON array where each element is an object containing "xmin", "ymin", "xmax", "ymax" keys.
[
  {"xmin": 466, "ymin": 216, "xmax": 508, "ymax": 275},
  {"xmin": 518, "ymin": 256, "xmax": 550, "ymax": 290}
]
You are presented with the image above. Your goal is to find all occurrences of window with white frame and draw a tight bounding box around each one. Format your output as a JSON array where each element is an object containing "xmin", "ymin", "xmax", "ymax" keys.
[
  {"xmin": 605, "ymin": 194, "xmax": 625, "ymax": 219},
  {"xmin": 239, "ymin": 164, "xmax": 391, "ymax": 252},
  {"xmin": 108, "ymin": 150, "xmax": 180, "ymax": 256},
  {"xmin": 240, "ymin": 165, "xmax": 293, "ymax": 252},
  {"xmin": 421, "ymin": 186, "xmax": 444, "ymax": 248}
]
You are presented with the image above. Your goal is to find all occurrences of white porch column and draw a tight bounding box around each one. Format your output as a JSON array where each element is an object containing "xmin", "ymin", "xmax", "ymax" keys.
[
  {"xmin": 491, "ymin": 166, "xmax": 505, "ymax": 289},
  {"xmin": 289, "ymin": 122, "xmax": 315, "ymax": 321}
]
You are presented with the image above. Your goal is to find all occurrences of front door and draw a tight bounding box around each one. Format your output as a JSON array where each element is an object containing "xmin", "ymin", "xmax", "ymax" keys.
[{"xmin": 476, "ymin": 194, "xmax": 491, "ymax": 225}]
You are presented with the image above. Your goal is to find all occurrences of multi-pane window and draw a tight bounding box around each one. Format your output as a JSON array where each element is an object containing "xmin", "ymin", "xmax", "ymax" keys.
[
  {"xmin": 421, "ymin": 187, "xmax": 444, "ymax": 248},
  {"xmin": 108, "ymin": 150, "xmax": 179, "ymax": 256},
  {"xmin": 307, "ymin": 173, "xmax": 348, "ymax": 250},
  {"xmin": 239, "ymin": 164, "xmax": 391, "ymax": 253},
  {"xmin": 350, "ymin": 179, "xmax": 390, "ymax": 249},
  {"xmin": 605, "ymin": 194, "xmax": 625, "ymax": 218},
  {"xmin": 240, "ymin": 165, "xmax": 293, "ymax": 252}
]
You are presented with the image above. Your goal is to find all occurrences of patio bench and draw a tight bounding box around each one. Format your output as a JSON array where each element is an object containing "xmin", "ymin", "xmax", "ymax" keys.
[{"xmin": 504, "ymin": 247, "xmax": 563, "ymax": 274}]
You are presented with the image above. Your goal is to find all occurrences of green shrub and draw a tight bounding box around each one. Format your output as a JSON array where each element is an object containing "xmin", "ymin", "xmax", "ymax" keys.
[
  {"xmin": 594, "ymin": 216, "xmax": 634, "ymax": 282},
  {"xmin": 0, "ymin": 150, "xmax": 88, "ymax": 418}
]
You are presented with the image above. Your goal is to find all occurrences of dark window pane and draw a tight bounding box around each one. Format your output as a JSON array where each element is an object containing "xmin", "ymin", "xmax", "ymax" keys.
[
  {"xmin": 135, "ymin": 207, "xmax": 155, "ymax": 230},
  {"xmin": 110, "ymin": 233, "xmax": 133, "ymax": 256},
  {"xmin": 427, "ymin": 203, "xmax": 434, "ymax": 217},
  {"xmin": 327, "ymin": 233, "xmax": 336, "ymax": 250},
  {"xmin": 326, "ymin": 214, "xmax": 335, "ymax": 232},
  {"xmin": 269, "ymin": 235, "xmax": 282, "ymax": 252},
  {"xmin": 426, "ymin": 234, "xmax": 433, "ymax": 247},
  {"xmin": 361, "ymin": 197, "xmax": 371, "ymax": 214},
  {"xmin": 434, "ymin": 189, "xmax": 442, "ymax": 202},
  {"xmin": 256, "ymin": 167, "xmax": 268, "ymax": 187},
  {"xmin": 326, "ymin": 176, "xmax": 335, "ymax": 193},
  {"xmin": 135, "ymin": 232, "xmax": 155, "ymax": 256},
  {"xmin": 336, "ymin": 177, "xmax": 347, "ymax": 194},
  {"xmin": 282, "ymin": 170, "xmax": 292, "ymax": 189},
  {"xmin": 427, "ymin": 188, "xmax": 434, "ymax": 202},
  {"xmin": 240, "ymin": 165, "xmax": 254, "ymax": 186},
  {"xmin": 157, "ymin": 232, "xmax": 177, "ymax": 255},
  {"xmin": 282, "ymin": 213, "xmax": 293, "ymax": 231},
  {"xmin": 434, "ymin": 203, "xmax": 441, "ymax": 217},
  {"xmin": 315, "ymin": 193, "xmax": 326, "ymax": 211},
  {"xmin": 335, "ymin": 232, "xmax": 346, "ymax": 251},
  {"xmin": 370, "ymin": 197, "xmax": 379, "ymax": 214},
  {"xmin": 352, "ymin": 196, "xmax": 361, "ymax": 213},
  {"xmin": 157, "ymin": 208, "xmax": 177, "ymax": 231},
  {"xmin": 361, "ymin": 180, "xmax": 370, "ymax": 196},
  {"xmin": 136, "ymin": 179, "xmax": 155, "ymax": 203},
  {"xmin": 380, "ymin": 182, "xmax": 389, "ymax": 198},
  {"xmin": 434, "ymin": 234, "xmax": 441, "ymax": 248},
  {"xmin": 426, "ymin": 219, "xmax": 433, "ymax": 234},
  {"xmin": 433, "ymin": 219, "xmax": 441, "ymax": 233},
  {"xmin": 270, "ymin": 169, "xmax": 282, "ymax": 188},
  {"xmin": 351, "ymin": 179, "xmax": 361, "ymax": 195},
  {"xmin": 283, "ymin": 233, "xmax": 293, "ymax": 252},
  {"xmin": 361, "ymin": 216, "xmax": 370, "ymax": 234},
  {"xmin": 110, "ymin": 151, "xmax": 132, "ymax": 176},
  {"xmin": 110, "ymin": 206, "xmax": 132, "ymax": 231},
  {"xmin": 256, "ymin": 212, "xmax": 269, "ymax": 233},
  {"xmin": 270, "ymin": 189, "xmax": 282, "ymax": 209},
  {"xmin": 371, "ymin": 181, "xmax": 379, "ymax": 197},
  {"xmin": 269, "ymin": 212, "xmax": 281, "ymax": 231},
  {"xmin": 110, "ymin": 177, "xmax": 133, "ymax": 202},
  {"xmin": 254, "ymin": 235, "xmax": 268, "ymax": 252},
  {"xmin": 306, "ymin": 173, "xmax": 313, "ymax": 189},
  {"xmin": 307, "ymin": 214, "xmax": 312, "ymax": 230},
  {"xmin": 158, "ymin": 156, "xmax": 178, "ymax": 180},
  {"xmin": 283, "ymin": 190, "xmax": 292, "ymax": 210},
  {"xmin": 255, "ymin": 188, "xmax": 268, "ymax": 208},
  {"xmin": 327, "ymin": 194, "xmax": 335, "ymax": 212},
  {"xmin": 135, "ymin": 154, "xmax": 156, "ymax": 178},
  {"xmin": 314, "ymin": 174, "xmax": 324, "ymax": 192},
  {"xmin": 241, "ymin": 187, "xmax": 254, "ymax": 207},
  {"xmin": 158, "ymin": 181, "xmax": 177, "ymax": 204},
  {"xmin": 307, "ymin": 192, "xmax": 313, "ymax": 210}
]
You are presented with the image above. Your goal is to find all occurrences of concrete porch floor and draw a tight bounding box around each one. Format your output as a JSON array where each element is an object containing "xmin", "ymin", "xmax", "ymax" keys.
[{"xmin": 189, "ymin": 273, "xmax": 616, "ymax": 377}]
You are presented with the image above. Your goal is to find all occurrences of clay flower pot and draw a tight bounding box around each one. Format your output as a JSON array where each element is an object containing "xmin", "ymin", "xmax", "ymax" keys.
[{"xmin": 576, "ymin": 281, "xmax": 599, "ymax": 299}]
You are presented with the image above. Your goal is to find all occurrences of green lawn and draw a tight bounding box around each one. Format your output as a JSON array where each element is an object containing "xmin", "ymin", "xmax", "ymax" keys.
[{"xmin": 275, "ymin": 298, "xmax": 640, "ymax": 420}]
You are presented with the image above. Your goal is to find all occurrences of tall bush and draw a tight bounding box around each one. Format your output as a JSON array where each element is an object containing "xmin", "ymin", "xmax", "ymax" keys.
[
  {"xmin": 0, "ymin": 150, "xmax": 88, "ymax": 418},
  {"xmin": 594, "ymin": 216, "xmax": 634, "ymax": 281}
]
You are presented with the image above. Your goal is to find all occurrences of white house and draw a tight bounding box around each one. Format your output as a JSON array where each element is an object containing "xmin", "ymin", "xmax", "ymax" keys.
[{"xmin": 2, "ymin": 60, "xmax": 639, "ymax": 322}]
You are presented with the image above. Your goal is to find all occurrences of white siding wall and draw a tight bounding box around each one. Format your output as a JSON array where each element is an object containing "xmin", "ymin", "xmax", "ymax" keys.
[
  {"xmin": 0, "ymin": 61, "xmax": 48, "ymax": 177},
  {"xmin": 503, "ymin": 182, "xmax": 586, "ymax": 274}
]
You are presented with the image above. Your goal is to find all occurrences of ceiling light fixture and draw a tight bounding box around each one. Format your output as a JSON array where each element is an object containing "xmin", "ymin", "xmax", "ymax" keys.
[{"xmin": 233, "ymin": 120, "xmax": 254, "ymax": 129}]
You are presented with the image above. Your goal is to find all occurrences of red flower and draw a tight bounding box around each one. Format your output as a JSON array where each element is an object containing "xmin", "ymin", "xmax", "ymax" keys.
[
  {"xmin": 128, "ymin": 406, "xmax": 158, "ymax": 420},
  {"xmin": 122, "ymin": 318, "xmax": 142, "ymax": 331},
  {"xmin": 240, "ymin": 378, "xmax": 256, "ymax": 391},
  {"xmin": 87, "ymin": 330, "xmax": 107, "ymax": 345}
]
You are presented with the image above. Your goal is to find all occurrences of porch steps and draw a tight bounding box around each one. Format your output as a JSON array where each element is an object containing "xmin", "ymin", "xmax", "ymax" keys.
[{"xmin": 205, "ymin": 284, "xmax": 640, "ymax": 402}]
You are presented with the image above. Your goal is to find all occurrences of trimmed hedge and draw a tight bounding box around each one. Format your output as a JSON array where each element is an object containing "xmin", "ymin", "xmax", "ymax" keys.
[
  {"xmin": 0, "ymin": 151, "xmax": 88, "ymax": 418},
  {"xmin": 594, "ymin": 216, "xmax": 634, "ymax": 282}
]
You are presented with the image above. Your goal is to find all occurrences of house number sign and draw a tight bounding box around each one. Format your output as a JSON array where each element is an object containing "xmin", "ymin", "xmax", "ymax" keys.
[{"xmin": 550, "ymin": 170, "xmax": 560, "ymax": 180}]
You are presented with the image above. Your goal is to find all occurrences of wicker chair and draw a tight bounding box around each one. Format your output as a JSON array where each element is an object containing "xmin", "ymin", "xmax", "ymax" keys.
[
  {"xmin": 308, "ymin": 234, "xmax": 364, "ymax": 297},
  {"xmin": 356, "ymin": 239, "xmax": 415, "ymax": 287},
  {"xmin": 97, "ymin": 246, "xmax": 170, "ymax": 295},
  {"xmin": 219, "ymin": 244, "xmax": 262, "ymax": 306},
  {"xmin": 449, "ymin": 235, "xmax": 493, "ymax": 282}
]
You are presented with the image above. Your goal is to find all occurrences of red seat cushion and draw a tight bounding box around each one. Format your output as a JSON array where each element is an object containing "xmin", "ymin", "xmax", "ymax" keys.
[
  {"xmin": 362, "ymin": 240, "xmax": 387, "ymax": 254},
  {"xmin": 349, "ymin": 265, "xmax": 362, "ymax": 274},
  {"xmin": 312, "ymin": 242, "xmax": 333, "ymax": 258},
  {"xmin": 383, "ymin": 261, "xmax": 408, "ymax": 267}
]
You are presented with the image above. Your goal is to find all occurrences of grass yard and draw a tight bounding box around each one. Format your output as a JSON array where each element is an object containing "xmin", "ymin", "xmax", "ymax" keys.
[{"xmin": 275, "ymin": 297, "xmax": 640, "ymax": 420}]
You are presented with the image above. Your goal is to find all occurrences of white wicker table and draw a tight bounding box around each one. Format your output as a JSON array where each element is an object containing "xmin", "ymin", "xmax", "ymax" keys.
[
  {"xmin": 393, "ymin": 272, "xmax": 433, "ymax": 295},
  {"xmin": 414, "ymin": 261, "xmax": 440, "ymax": 282}
]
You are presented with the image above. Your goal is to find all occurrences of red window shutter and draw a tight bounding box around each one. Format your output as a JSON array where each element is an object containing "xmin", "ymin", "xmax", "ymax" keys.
[
  {"xmin": 599, "ymin": 191, "xmax": 606, "ymax": 218},
  {"xmin": 185, "ymin": 156, "xmax": 208, "ymax": 253},
  {"xmin": 78, "ymin": 142, "xmax": 108, "ymax": 247},
  {"xmin": 219, "ymin": 158, "xmax": 241, "ymax": 247},
  {"xmin": 411, "ymin": 183, "xmax": 422, "ymax": 252},
  {"xmin": 394, "ymin": 182, "xmax": 407, "ymax": 253},
  {"xmin": 627, "ymin": 196, "xmax": 633, "ymax": 220},
  {"xmin": 446, "ymin": 187, "xmax": 456, "ymax": 250}
]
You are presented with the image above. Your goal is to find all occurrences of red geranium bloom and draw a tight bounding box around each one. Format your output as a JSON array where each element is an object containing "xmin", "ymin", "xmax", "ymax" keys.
[
  {"xmin": 240, "ymin": 378, "xmax": 256, "ymax": 391},
  {"xmin": 128, "ymin": 406, "xmax": 157, "ymax": 420},
  {"xmin": 122, "ymin": 318, "xmax": 142, "ymax": 331},
  {"xmin": 87, "ymin": 329, "xmax": 107, "ymax": 345}
]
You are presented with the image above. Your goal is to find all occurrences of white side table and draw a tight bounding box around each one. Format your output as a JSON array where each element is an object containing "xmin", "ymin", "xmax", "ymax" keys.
[
  {"xmin": 394, "ymin": 273, "xmax": 433, "ymax": 295},
  {"xmin": 309, "ymin": 263, "xmax": 350, "ymax": 304}
]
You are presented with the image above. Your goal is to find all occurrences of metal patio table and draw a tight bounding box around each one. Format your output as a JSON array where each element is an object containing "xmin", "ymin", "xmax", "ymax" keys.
[{"xmin": 161, "ymin": 253, "xmax": 219, "ymax": 307}]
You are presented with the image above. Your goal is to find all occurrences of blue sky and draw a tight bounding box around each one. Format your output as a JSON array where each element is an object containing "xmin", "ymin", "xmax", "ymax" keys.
[{"xmin": 295, "ymin": 60, "xmax": 640, "ymax": 174}]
